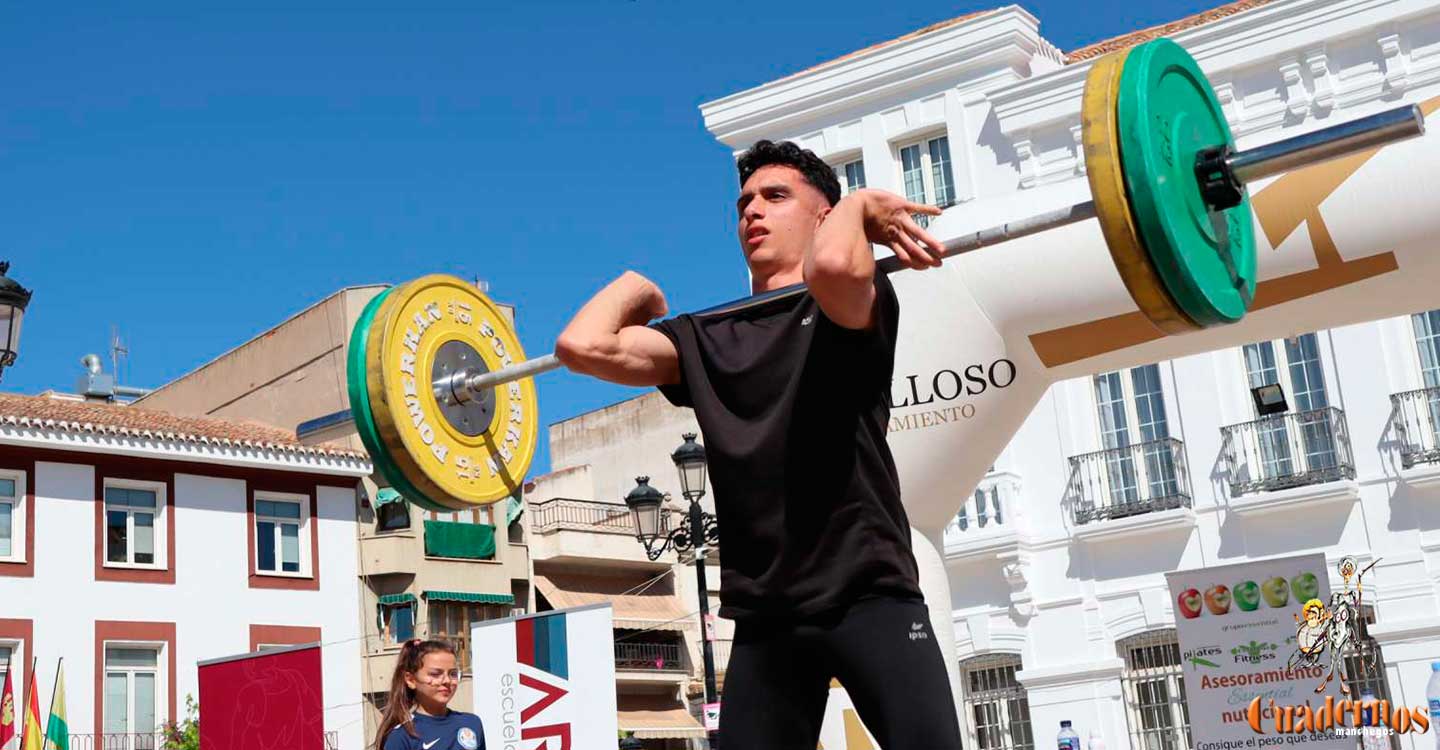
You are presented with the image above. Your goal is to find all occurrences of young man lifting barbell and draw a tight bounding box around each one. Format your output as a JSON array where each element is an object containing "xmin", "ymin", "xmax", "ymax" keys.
[{"xmin": 555, "ymin": 140, "xmax": 963, "ymax": 748}]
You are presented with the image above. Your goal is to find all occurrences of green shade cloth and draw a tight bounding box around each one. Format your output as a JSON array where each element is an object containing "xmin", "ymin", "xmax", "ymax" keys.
[
  {"xmin": 373, "ymin": 488, "xmax": 406, "ymax": 507},
  {"xmin": 423, "ymin": 520, "xmax": 496, "ymax": 560},
  {"xmin": 423, "ymin": 590, "xmax": 515, "ymax": 605},
  {"xmin": 506, "ymin": 495, "xmax": 523, "ymax": 526},
  {"xmin": 378, "ymin": 593, "xmax": 416, "ymax": 606}
]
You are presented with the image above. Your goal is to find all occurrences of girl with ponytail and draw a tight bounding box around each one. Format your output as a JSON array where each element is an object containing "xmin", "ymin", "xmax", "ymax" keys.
[{"xmin": 374, "ymin": 639, "xmax": 486, "ymax": 750}]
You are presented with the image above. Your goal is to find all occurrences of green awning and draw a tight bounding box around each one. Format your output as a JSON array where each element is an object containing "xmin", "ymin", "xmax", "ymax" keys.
[
  {"xmin": 423, "ymin": 590, "xmax": 515, "ymax": 605},
  {"xmin": 374, "ymin": 488, "xmax": 406, "ymax": 507},
  {"xmin": 423, "ymin": 520, "xmax": 496, "ymax": 560},
  {"xmin": 378, "ymin": 593, "xmax": 416, "ymax": 606}
]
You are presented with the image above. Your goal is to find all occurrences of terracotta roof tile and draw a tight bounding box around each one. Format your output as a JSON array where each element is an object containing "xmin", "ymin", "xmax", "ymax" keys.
[
  {"xmin": 0, "ymin": 392, "xmax": 367, "ymax": 462},
  {"xmin": 779, "ymin": 9, "xmax": 999, "ymax": 83},
  {"xmin": 1064, "ymin": 0, "xmax": 1275, "ymax": 63}
]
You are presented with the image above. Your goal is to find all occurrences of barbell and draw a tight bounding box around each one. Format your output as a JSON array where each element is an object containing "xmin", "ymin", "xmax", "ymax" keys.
[{"xmin": 299, "ymin": 38, "xmax": 1427, "ymax": 512}]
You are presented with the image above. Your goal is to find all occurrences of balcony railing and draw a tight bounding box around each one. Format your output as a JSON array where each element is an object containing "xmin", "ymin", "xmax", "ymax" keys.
[
  {"xmin": 1221, "ymin": 407, "xmax": 1355, "ymax": 494},
  {"xmin": 950, "ymin": 479, "xmax": 1012, "ymax": 534},
  {"xmin": 68, "ymin": 730, "xmax": 342, "ymax": 750},
  {"xmin": 66, "ymin": 735, "xmax": 166, "ymax": 750},
  {"xmin": 1067, "ymin": 438, "xmax": 1192, "ymax": 525},
  {"xmin": 614, "ymin": 641, "xmax": 686, "ymax": 672},
  {"xmin": 530, "ymin": 498, "xmax": 678, "ymax": 536},
  {"xmin": 1392, "ymin": 387, "xmax": 1440, "ymax": 469}
]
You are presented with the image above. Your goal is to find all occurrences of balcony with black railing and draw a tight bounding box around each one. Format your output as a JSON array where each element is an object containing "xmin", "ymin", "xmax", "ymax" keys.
[
  {"xmin": 1391, "ymin": 386, "xmax": 1440, "ymax": 469},
  {"xmin": 530, "ymin": 497, "xmax": 678, "ymax": 536},
  {"xmin": 1067, "ymin": 438, "xmax": 1193, "ymax": 527},
  {"xmin": 614, "ymin": 640, "xmax": 687, "ymax": 673},
  {"xmin": 1220, "ymin": 407, "xmax": 1355, "ymax": 495}
]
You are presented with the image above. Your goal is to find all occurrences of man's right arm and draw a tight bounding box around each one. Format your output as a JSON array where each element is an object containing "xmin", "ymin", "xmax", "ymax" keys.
[{"xmin": 554, "ymin": 271, "xmax": 681, "ymax": 387}]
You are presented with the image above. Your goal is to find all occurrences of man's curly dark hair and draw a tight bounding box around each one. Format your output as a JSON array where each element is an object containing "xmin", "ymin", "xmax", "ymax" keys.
[{"xmin": 737, "ymin": 140, "xmax": 843, "ymax": 207}]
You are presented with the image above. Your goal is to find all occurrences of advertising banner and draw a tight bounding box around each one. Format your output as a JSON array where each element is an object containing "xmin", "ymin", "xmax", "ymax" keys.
[
  {"xmin": 1167, "ymin": 553, "xmax": 1351, "ymax": 750},
  {"xmin": 197, "ymin": 643, "xmax": 325, "ymax": 750},
  {"xmin": 471, "ymin": 604, "xmax": 618, "ymax": 750}
]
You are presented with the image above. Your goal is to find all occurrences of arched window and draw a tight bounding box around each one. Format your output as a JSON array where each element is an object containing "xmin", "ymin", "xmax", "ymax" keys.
[
  {"xmin": 1118, "ymin": 629, "xmax": 1192, "ymax": 750},
  {"xmin": 960, "ymin": 653, "xmax": 1034, "ymax": 750}
]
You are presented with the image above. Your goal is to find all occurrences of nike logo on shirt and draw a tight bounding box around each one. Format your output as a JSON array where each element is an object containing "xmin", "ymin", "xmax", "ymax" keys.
[{"xmin": 423, "ymin": 740, "xmax": 439, "ymax": 749}]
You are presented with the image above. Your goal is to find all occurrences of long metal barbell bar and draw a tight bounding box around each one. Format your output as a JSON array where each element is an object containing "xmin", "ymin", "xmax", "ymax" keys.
[
  {"xmin": 297, "ymin": 104, "xmax": 1424, "ymax": 444},
  {"xmin": 458, "ymin": 105, "xmax": 1425, "ymax": 391}
]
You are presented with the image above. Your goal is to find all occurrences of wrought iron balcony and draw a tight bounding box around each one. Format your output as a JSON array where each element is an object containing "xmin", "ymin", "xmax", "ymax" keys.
[
  {"xmin": 614, "ymin": 641, "xmax": 686, "ymax": 672},
  {"xmin": 1391, "ymin": 386, "xmax": 1440, "ymax": 469},
  {"xmin": 66, "ymin": 735, "xmax": 165, "ymax": 750},
  {"xmin": 1221, "ymin": 406, "xmax": 1355, "ymax": 494},
  {"xmin": 530, "ymin": 497, "xmax": 677, "ymax": 536},
  {"xmin": 1067, "ymin": 438, "xmax": 1192, "ymax": 526}
]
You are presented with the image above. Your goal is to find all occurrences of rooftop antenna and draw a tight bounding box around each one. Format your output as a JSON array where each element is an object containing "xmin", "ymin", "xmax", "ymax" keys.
[{"xmin": 111, "ymin": 325, "xmax": 129, "ymax": 386}]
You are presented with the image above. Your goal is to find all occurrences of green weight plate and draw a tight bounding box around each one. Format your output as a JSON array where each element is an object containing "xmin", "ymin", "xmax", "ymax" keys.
[
  {"xmin": 347, "ymin": 285, "xmax": 449, "ymax": 513},
  {"xmin": 1117, "ymin": 38, "xmax": 1256, "ymax": 326}
]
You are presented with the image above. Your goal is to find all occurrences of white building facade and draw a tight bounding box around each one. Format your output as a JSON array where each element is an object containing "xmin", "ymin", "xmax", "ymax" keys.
[
  {"xmin": 0, "ymin": 393, "xmax": 371, "ymax": 749},
  {"xmin": 697, "ymin": 1, "xmax": 1440, "ymax": 748}
]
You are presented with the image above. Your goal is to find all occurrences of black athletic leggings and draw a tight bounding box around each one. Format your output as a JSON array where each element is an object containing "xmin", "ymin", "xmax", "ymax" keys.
[{"xmin": 719, "ymin": 596, "xmax": 964, "ymax": 749}]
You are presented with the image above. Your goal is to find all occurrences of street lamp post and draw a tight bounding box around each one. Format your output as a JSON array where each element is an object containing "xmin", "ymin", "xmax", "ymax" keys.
[
  {"xmin": 0, "ymin": 262, "xmax": 34, "ymax": 382},
  {"xmin": 623, "ymin": 433, "xmax": 722, "ymax": 750}
]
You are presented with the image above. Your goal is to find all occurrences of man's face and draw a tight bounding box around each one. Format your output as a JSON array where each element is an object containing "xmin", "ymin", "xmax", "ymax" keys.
[{"xmin": 736, "ymin": 164, "xmax": 831, "ymax": 275}]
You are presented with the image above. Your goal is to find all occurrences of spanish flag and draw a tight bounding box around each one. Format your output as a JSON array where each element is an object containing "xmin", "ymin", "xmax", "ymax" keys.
[
  {"xmin": 18, "ymin": 667, "xmax": 40, "ymax": 750},
  {"xmin": 42, "ymin": 664, "xmax": 65, "ymax": 750},
  {"xmin": 1, "ymin": 667, "xmax": 17, "ymax": 750}
]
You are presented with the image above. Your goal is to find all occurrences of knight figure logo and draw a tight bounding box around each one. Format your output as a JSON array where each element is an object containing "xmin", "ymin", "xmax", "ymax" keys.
[{"xmin": 457, "ymin": 726, "xmax": 479, "ymax": 750}]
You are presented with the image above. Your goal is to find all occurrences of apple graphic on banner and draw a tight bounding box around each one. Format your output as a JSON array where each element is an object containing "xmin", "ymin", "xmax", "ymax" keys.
[
  {"xmin": 1291, "ymin": 572, "xmax": 1320, "ymax": 603},
  {"xmin": 1177, "ymin": 588, "xmax": 1203, "ymax": 619},
  {"xmin": 1204, "ymin": 585, "xmax": 1231, "ymax": 615},
  {"xmin": 1262, "ymin": 577, "xmax": 1290, "ymax": 608},
  {"xmin": 1234, "ymin": 581, "xmax": 1260, "ymax": 611}
]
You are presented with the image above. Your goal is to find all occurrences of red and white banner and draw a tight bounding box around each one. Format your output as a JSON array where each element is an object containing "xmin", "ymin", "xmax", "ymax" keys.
[{"xmin": 470, "ymin": 605, "xmax": 618, "ymax": 750}]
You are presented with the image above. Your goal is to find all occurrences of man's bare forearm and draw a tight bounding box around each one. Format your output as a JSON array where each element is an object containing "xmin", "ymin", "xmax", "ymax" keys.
[
  {"xmin": 805, "ymin": 194, "xmax": 878, "ymax": 329},
  {"xmin": 555, "ymin": 271, "xmax": 679, "ymax": 385}
]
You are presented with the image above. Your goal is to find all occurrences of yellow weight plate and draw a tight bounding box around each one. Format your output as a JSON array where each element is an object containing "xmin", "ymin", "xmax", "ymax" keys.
[
  {"xmin": 366, "ymin": 275, "xmax": 539, "ymax": 509},
  {"xmin": 1082, "ymin": 47, "xmax": 1200, "ymax": 335}
]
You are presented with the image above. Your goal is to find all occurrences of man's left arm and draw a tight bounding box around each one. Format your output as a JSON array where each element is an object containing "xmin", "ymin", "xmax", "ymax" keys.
[{"xmin": 805, "ymin": 189, "xmax": 946, "ymax": 329}]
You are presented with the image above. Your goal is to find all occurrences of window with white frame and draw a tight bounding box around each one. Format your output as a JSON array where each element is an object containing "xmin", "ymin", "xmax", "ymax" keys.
[
  {"xmin": 898, "ymin": 135, "xmax": 956, "ymax": 227},
  {"xmin": 255, "ymin": 493, "xmax": 309, "ymax": 576},
  {"xmin": 1119, "ymin": 630, "xmax": 1192, "ymax": 750},
  {"xmin": 1092, "ymin": 365, "xmax": 1178, "ymax": 507},
  {"xmin": 104, "ymin": 645, "xmax": 164, "ymax": 744},
  {"xmin": 1411, "ymin": 311, "xmax": 1440, "ymax": 439},
  {"xmin": 0, "ymin": 641, "xmax": 13, "ymax": 679},
  {"xmin": 834, "ymin": 158, "xmax": 866, "ymax": 196},
  {"xmin": 960, "ymin": 654, "xmax": 1035, "ymax": 750},
  {"xmin": 0, "ymin": 471, "xmax": 24, "ymax": 562},
  {"xmin": 1416, "ymin": 310, "xmax": 1440, "ymax": 389},
  {"xmin": 1242, "ymin": 334, "xmax": 1337, "ymax": 475},
  {"xmin": 104, "ymin": 482, "xmax": 165, "ymax": 568}
]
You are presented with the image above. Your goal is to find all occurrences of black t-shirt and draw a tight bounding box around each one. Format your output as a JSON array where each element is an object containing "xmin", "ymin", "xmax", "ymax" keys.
[{"xmin": 652, "ymin": 273, "xmax": 922, "ymax": 623}]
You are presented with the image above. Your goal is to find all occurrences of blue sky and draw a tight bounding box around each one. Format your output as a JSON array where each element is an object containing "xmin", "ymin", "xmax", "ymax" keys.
[{"xmin": 1, "ymin": 0, "xmax": 1218, "ymax": 475}]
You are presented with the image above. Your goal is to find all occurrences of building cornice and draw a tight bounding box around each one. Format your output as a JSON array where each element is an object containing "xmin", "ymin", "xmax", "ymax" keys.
[
  {"xmin": 0, "ymin": 424, "xmax": 371, "ymax": 477},
  {"xmin": 701, "ymin": 7, "xmax": 1062, "ymax": 148}
]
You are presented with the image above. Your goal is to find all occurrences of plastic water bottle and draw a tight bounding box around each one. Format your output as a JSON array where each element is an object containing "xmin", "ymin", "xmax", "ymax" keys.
[
  {"xmin": 1087, "ymin": 729, "xmax": 1105, "ymax": 750},
  {"xmin": 1058, "ymin": 721, "xmax": 1080, "ymax": 750},
  {"xmin": 1427, "ymin": 662, "xmax": 1440, "ymax": 749}
]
